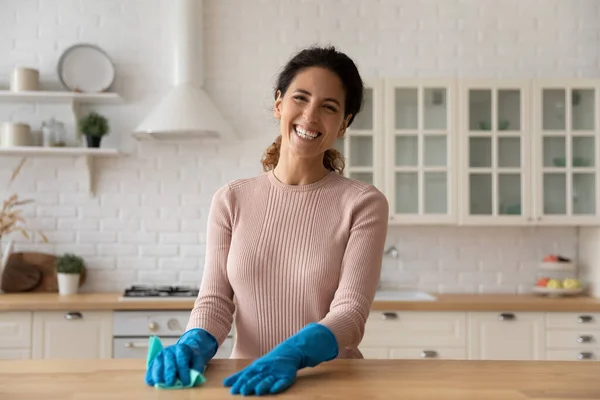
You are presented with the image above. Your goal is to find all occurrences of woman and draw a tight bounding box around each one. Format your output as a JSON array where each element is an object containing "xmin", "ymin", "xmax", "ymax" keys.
[{"xmin": 146, "ymin": 45, "xmax": 389, "ymax": 396}]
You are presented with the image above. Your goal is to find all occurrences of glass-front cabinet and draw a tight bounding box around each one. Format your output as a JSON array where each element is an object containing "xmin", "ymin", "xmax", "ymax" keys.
[
  {"xmin": 533, "ymin": 80, "xmax": 600, "ymax": 224},
  {"xmin": 460, "ymin": 81, "xmax": 531, "ymax": 224},
  {"xmin": 385, "ymin": 79, "xmax": 457, "ymax": 224},
  {"xmin": 334, "ymin": 79, "xmax": 384, "ymax": 191}
]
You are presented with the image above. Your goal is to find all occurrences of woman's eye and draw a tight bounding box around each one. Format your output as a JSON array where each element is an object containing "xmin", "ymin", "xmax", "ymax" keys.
[
  {"xmin": 293, "ymin": 95, "xmax": 307, "ymax": 102},
  {"xmin": 324, "ymin": 105, "xmax": 338, "ymax": 112}
]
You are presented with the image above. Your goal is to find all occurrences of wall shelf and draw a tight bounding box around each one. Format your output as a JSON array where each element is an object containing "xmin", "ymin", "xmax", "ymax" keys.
[
  {"xmin": 0, "ymin": 90, "xmax": 122, "ymax": 104},
  {"xmin": 0, "ymin": 146, "xmax": 123, "ymax": 196}
]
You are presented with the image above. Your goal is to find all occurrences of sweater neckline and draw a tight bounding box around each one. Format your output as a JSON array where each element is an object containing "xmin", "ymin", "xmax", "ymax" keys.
[{"xmin": 267, "ymin": 170, "xmax": 335, "ymax": 192}]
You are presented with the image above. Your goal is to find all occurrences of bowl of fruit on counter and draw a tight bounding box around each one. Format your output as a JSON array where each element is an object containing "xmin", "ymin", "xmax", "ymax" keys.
[
  {"xmin": 533, "ymin": 254, "xmax": 584, "ymax": 297},
  {"xmin": 534, "ymin": 277, "xmax": 584, "ymax": 297}
]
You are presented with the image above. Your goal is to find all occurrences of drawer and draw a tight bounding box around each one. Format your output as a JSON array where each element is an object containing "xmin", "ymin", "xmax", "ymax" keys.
[
  {"xmin": 390, "ymin": 347, "xmax": 466, "ymax": 360},
  {"xmin": 0, "ymin": 348, "xmax": 31, "ymax": 360},
  {"xmin": 0, "ymin": 312, "xmax": 32, "ymax": 348},
  {"xmin": 546, "ymin": 349, "xmax": 600, "ymax": 361},
  {"xmin": 361, "ymin": 311, "xmax": 466, "ymax": 347},
  {"xmin": 358, "ymin": 347, "xmax": 389, "ymax": 360},
  {"xmin": 547, "ymin": 330, "xmax": 600, "ymax": 348},
  {"xmin": 113, "ymin": 337, "xmax": 178, "ymax": 359},
  {"xmin": 546, "ymin": 312, "xmax": 600, "ymax": 329}
]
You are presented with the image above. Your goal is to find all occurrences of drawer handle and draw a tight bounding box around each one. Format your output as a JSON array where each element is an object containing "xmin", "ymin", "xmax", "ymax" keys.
[
  {"xmin": 124, "ymin": 342, "xmax": 149, "ymax": 349},
  {"xmin": 578, "ymin": 315, "xmax": 594, "ymax": 324},
  {"xmin": 578, "ymin": 352, "xmax": 594, "ymax": 360},
  {"xmin": 577, "ymin": 335, "xmax": 594, "ymax": 343},
  {"xmin": 64, "ymin": 312, "xmax": 82, "ymax": 320},
  {"xmin": 420, "ymin": 350, "xmax": 438, "ymax": 358},
  {"xmin": 498, "ymin": 313, "xmax": 515, "ymax": 321},
  {"xmin": 381, "ymin": 312, "xmax": 398, "ymax": 320}
]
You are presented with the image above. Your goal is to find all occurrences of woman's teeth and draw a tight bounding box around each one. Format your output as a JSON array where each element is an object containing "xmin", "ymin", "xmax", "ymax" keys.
[{"xmin": 294, "ymin": 126, "xmax": 320, "ymax": 140}]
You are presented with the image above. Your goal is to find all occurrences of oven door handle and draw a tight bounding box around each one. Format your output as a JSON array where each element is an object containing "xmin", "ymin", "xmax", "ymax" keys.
[{"xmin": 124, "ymin": 341, "xmax": 149, "ymax": 349}]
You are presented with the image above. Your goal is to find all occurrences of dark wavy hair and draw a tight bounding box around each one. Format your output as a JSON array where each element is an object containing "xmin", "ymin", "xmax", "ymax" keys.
[{"xmin": 261, "ymin": 45, "xmax": 364, "ymax": 174}]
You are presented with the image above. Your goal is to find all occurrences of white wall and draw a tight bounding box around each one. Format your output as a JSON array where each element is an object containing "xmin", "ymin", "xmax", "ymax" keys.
[{"xmin": 1, "ymin": 0, "xmax": 596, "ymax": 293}]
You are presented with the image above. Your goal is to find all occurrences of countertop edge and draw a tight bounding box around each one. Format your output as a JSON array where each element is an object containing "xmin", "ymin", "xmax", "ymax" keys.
[{"xmin": 2, "ymin": 292, "xmax": 600, "ymax": 312}]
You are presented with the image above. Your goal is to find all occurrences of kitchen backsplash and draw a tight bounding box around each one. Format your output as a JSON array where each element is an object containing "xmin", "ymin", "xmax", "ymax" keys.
[{"xmin": 0, "ymin": 0, "xmax": 596, "ymax": 293}]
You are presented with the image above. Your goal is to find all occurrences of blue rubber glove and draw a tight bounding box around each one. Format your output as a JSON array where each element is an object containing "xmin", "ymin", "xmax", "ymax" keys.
[
  {"xmin": 145, "ymin": 328, "xmax": 218, "ymax": 387},
  {"xmin": 223, "ymin": 323, "xmax": 338, "ymax": 396}
]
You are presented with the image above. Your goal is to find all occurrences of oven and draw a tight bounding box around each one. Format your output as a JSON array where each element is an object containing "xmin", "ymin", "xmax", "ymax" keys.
[{"xmin": 113, "ymin": 310, "xmax": 233, "ymax": 359}]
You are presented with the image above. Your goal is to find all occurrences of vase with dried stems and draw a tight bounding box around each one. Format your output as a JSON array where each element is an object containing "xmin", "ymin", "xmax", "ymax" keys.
[{"xmin": 0, "ymin": 157, "xmax": 48, "ymax": 289}]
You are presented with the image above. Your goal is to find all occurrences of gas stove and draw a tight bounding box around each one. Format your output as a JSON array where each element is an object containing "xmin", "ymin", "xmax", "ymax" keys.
[{"xmin": 118, "ymin": 285, "xmax": 199, "ymax": 301}]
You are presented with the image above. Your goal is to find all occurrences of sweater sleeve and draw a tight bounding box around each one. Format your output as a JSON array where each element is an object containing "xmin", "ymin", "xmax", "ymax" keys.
[
  {"xmin": 185, "ymin": 183, "xmax": 236, "ymax": 346},
  {"xmin": 318, "ymin": 185, "xmax": 389, "ymax": 350}
]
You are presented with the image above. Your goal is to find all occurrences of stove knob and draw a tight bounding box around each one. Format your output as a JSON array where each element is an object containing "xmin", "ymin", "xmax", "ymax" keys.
[
  {"xmin": 148, "ymin": 321, "xmax": 159, "ymax": 332},
  {"xmin": 167, "ymin": 319, "xmax": 181, "ymax": 331}
]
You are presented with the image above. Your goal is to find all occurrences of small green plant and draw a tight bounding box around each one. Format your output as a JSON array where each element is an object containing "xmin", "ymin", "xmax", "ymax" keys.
[
  {"xmin": 78, "ymin": 112, "xmax": 109, "ymax": 137},
  {"xmin": 56, "ymin": 253, "xmax": 85, "ymax": 274}
]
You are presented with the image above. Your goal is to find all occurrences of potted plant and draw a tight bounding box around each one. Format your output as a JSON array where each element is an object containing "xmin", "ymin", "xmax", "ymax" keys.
[
  {"xmin": 55, "ymin": 253, "xmax": 85, "ymax": 295},
  {"xmin": 78, "ymin": 112, "xmax": 109, "ymax": 148}
]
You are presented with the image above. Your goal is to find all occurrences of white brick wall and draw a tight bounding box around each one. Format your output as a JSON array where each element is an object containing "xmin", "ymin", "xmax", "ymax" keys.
[{"xmin": 0, "ymin": 0, "xmax": 595, "ymax": 293}]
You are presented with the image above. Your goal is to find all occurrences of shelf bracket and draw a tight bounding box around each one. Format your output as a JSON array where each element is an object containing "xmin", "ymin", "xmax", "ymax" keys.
[{"xmin": 83, "ymin": 155, "xmax": 96, "ymax": 196}]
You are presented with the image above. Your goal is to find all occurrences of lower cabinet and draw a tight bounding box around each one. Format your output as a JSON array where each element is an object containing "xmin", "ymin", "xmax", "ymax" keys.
[
  {"xmin": 1, "ymin": 308, "xmax": 599, "ymax": 361},
  {"xmin": 360, "ymin": 310, "xmax": 598, "ymax": 361},
  {"xmin": 32, "ymin": 311, "xmax": 113, "ymax": 359},
  {"xmin": 545, "ymin": 312, "xmax": 600, "ymax": 362},
  {"xmin": 467, "ymin": 312, "xmax": 545, "ymax": 360},
  {"xmin": 0, "ymin": 312, "xmax": 32, "ymax": 359},
  {"xmin": 360, "ymin": 311, "xmax": 467, "ymax": 360}
]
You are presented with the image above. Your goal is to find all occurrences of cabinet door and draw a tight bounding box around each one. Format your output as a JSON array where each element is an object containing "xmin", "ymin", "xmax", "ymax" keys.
[
  {"xmin": 32, "ymin": 311, "xmax": 113, "ymax": 359},
  {"xmin": 334, "ymin": 78, "xmax": 384, "ymax": 191},
  {"xmin": 460, "ymin": 80, "xmax": 532, "ymax": 225},
  {"xmin": 385, "ymin": 79, "xmax": 458, "ymax": 224},
  {"xmin": 533, "ymin": 80, "xmax": 600, "ymax": 225},
  {"xmin": 0, "ymin": 312, "xmax": 32, "ymax": 348},
  {"xmin": 467, "ymin": 312, "xmax": 545, "ymax": 360}
]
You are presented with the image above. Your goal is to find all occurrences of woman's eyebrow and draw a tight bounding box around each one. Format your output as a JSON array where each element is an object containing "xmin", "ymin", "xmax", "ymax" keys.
[{"xmin": 294, "ymin": 89, "xmax": 341, "ymax": 107}]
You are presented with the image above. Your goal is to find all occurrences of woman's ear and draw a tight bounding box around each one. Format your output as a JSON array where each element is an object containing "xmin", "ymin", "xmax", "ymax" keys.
[
  {"xmin": 273, "ymin": 90, "xmax": 283, "ymax": 119},
  {"xmin": 338, "ymin": 114, "xmax": 352, "ymax": 138}
]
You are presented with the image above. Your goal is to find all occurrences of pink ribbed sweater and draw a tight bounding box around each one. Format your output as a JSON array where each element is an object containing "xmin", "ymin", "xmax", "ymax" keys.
[{"xmin": 186, "ymin": 170, "xmax": 389, "ymax": 359}]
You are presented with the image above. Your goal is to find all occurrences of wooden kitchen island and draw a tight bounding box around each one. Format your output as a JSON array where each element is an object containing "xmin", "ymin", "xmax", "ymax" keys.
[{"xmin": 1, "ymin": 358, "xmax": 599, "ymax": 400}]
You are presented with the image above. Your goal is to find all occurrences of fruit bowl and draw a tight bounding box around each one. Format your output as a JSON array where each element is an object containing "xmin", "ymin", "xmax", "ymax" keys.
[{"xmin": 532, "ymin": 286, "xmax": 585, "ymax": 297}]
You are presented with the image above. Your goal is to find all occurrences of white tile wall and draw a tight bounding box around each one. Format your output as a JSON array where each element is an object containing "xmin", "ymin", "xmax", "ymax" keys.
[{"xmin": 0, "ymin": 0, "xmax": 596, "ymax": 293}]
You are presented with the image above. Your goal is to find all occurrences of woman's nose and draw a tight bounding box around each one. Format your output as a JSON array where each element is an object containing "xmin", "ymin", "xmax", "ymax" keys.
[{"xmin": 303, "ymin": 103, "xmax": 319, "ymax": 123}]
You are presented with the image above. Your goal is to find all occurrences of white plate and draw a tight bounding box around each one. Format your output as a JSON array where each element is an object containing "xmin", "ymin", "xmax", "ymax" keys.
[
  {"xmin": 532, "ymin": 286, "xmax": 585, "ymax": 297},
  {"xmin": 58, "ymin": 44, "xmax": 115, "ymax": 93}
]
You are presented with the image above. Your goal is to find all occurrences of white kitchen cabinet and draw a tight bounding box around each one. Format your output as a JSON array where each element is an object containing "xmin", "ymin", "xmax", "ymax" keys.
[
  {"xmin": 359, "ymin": 311, "xmax": 466, "ymax": 360},
  {"xmin": 532, "ymin": 80, "xmax": 600, "ymax": 225},
  {"xmin": 335, "ymin": 78, "xmax": 385, "ymax": 191},
  {"xmin": 341, "ymin": 77, "xmax": 600, "ymax": 227},
  {"xmin": 384, "ymin": 79, "xmax": 459, "ymax": 225},
  {"xmin": 0, "ymin": 312, "xmax": 32, "ymax": 359},
  {"xmin": 467, "ymin": 311, "xmax": 545, "ymax": 360},
  {"xmin": 545, "ymin": 312, "xmax": 600, "ymax": 361},
  {"xmin": 32, "ymin": 311, "xmax": 113, "ymax": 359},
  {"xmin": 459, "ymin": 80, "xmax": 532, "ymax": 224}
]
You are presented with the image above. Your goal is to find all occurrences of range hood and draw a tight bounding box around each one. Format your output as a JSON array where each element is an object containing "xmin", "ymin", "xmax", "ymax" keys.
[{"xmin": 133, "ymin": 0, "xmax": 235, "ymax": 141}]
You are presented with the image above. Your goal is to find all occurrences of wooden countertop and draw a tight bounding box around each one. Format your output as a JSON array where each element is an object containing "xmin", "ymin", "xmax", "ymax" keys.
[
  {"xmin": 1, "ymin": 291, "xmax": 600, "ymax": 312},
  {"xmin": 1, "ymin": 358, "xmax": 599, "ymax": 400}
]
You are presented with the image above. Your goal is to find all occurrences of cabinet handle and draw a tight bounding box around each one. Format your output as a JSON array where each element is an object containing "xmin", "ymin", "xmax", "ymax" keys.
[
  {"xmin": 124, "ymin": 342, "xmax": 149, "ymax": 349},
  {"xmin": 498, "ymin": 313, "xmax": 515, "ymax": 321},
  {"xmin": 381, "ymin": 312, "xmax": 398, "ymax": 320},
  {"xmin": 578, "ymin": 352, "xmax": 594, "ymax": 360},
  {"xmin": 64, "ymin": 312, "xmax": 82, "ymax": 320},
  {"xmin": 420, "ymin": 350, "xmax": 438, "ymax": 358},
  {"xmin": 577, "ymin": 335, "xmax": 594, "ymax": 343},
  {"xmin": 577, "ymin": 315, "xmax": 594, "ymax": 323}
]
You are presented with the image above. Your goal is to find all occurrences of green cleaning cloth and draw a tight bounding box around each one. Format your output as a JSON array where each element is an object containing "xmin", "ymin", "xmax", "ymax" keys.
[{"xmin": 146, "ymin": 335, "xmax": 206, "ymax": 390}]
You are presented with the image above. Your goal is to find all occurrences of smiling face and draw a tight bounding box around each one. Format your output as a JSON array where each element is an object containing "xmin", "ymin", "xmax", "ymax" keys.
[{"xmin": 274, "ymin": 67, "xmax": 351, "ymax": 163}]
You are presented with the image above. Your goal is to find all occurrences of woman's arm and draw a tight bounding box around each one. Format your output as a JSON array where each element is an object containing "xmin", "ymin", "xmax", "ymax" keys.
[
  {"xmin": 318, "ymin": 185, "xmax": 389, "ymax": 349},
  {"xmin": 185, "ymin": 184, "xmax": 236, "ymax": 347}
]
